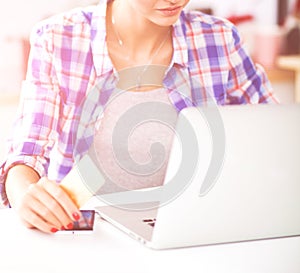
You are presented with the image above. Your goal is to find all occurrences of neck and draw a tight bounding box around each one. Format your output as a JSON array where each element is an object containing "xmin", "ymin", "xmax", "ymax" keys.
[{"xmin": 109, "ymin": 0, "xmax": 172, "ymax": 53}]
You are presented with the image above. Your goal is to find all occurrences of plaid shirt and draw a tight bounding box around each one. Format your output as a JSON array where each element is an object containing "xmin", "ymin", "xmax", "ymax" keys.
[{"xmin": 0, "ymin": 0, "xmax": 278, "ymax": 207}]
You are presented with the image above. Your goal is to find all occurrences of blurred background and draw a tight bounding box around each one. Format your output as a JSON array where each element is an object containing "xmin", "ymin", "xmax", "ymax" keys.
[{"xmin": 0, "ymin": 0, "xmax": 299, "ymax": 160}]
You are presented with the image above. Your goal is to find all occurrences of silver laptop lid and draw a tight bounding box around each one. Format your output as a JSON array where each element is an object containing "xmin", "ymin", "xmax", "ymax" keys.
[{"xmin": 150, "ymin": 104, "xmax": 300, "ymax": 249}]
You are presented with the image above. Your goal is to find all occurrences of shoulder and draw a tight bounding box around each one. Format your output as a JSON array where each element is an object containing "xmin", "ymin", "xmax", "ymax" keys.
[
  {"xmin": 179, "ymin": 9, "xmax": 236, "ymax": 31},
  {"xmin": 176, "ymin": 9, "xmax": 240, "ymax": 43},
  {"xmin": 30, "ymin": 5, "xmax": 97, "ymax": 43}
]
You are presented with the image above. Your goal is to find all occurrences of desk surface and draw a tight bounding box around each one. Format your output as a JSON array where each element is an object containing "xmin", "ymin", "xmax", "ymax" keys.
[
  {"xmin": 277, "ymin": 55, "xmax": 300, "ymax": 71},
  {"xmin": 277, "ymin": 55, "xmax": 300, "ymax": 102},
  {"xmin": 0, "ymin": 208, "xmax": 299, "ymax": 273}
]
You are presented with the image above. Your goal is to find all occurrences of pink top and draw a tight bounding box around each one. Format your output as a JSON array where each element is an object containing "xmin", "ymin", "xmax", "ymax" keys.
[{"xmin": 92, "ymin": 88, "xmax": 178, "ymax": 191}]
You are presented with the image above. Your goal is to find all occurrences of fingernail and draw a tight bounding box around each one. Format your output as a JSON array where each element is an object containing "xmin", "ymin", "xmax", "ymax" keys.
[
  {"xmin": 61, "ymin": 226, "xmax": 65, "ymax": 231},
  {"xmin": 51, "ymin": 228, "xmax": 58, "ymax": 233},
  {"xmin": 72, "ymin": 212, "xmax": 81, "ymax": 221},
  {"xmin": 67, "ymin": 223, "xmax": 73, "ymax": 230}
]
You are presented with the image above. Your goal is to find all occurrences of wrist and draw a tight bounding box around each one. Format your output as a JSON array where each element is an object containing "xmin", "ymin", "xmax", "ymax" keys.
[{"xmin": 5, "ymin": 164, "xmax": 40, "ymax": 208}]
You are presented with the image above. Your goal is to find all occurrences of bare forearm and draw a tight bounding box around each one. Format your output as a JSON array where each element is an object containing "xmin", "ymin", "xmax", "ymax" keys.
[{"xmin": 6, "ymin": 164, "xmax": 40, "ymax": 208}]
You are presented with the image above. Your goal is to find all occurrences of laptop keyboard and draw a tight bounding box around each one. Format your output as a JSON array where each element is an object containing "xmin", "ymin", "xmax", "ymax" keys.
[{"xmin": 143, "ymin": 218, "xmax": 156, "ymax": 228}]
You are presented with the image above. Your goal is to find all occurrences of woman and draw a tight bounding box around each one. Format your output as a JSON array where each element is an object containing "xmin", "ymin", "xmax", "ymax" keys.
[{"xmin": 0, "ymin": 0, "xmax": 277, "ymax": 233}]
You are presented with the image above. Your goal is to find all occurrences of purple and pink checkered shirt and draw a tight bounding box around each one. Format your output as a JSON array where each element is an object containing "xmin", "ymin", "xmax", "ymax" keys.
[{"xmin": 0, "ymin": 0, "xmax": 278, "ymax": 207}]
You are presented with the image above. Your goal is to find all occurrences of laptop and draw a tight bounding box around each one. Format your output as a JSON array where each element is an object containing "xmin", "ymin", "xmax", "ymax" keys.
[{"xmin": 91, "ymin": 103, "xmax": 300, "ymax": 250}]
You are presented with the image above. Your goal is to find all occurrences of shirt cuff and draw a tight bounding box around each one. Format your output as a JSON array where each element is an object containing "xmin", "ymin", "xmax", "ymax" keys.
[{"xmin": 0, "ymin": 155, "xmax": 47, "ymax": 208}]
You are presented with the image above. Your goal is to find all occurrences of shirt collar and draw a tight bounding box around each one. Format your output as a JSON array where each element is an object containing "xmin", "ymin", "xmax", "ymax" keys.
[
  {"xmin": 171, "ymin": 12, "xmax": 189, "ymax": 68},
  {"xmin": 90, "ymin": 0, "xmax": 114, "ymax": 76}
]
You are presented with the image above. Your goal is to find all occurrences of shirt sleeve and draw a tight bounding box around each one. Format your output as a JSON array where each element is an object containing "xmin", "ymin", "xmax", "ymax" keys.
[
  {"xmin": 225, "ymin": 24, "xmax": 279, "ymax": 105},
  {"xmin": 0, "ymin": 23, "xmax": 61, "ymax": 207}
]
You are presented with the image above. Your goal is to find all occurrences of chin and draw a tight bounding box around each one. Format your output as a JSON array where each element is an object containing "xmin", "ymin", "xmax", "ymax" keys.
[{"xmin": 152, "ymin": 16, "xmax": 181, "ymax": 27}]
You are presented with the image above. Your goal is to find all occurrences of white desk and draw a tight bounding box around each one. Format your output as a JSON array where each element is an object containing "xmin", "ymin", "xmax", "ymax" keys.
[{"xmin": 0, "ymin": 208, "xmax": 299, "ymax": 273}]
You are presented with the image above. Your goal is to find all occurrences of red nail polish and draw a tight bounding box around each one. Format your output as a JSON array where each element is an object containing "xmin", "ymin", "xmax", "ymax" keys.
[
  {"xmin": 51, "ymin": 228, "xmax": 58, "ymax": 233},
  {"xmin": 61, "ymin": 226, "xmax": 65, "ymax": 231},
  {"xmin": 67, "ymin": 223, "xmax": 73, "ymax": 230},
  {"xmin": 72, "ymin": 212, "xmax": 80, "ymax": 221}
]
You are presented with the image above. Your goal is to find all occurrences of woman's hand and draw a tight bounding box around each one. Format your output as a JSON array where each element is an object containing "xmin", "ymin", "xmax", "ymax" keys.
[
  {"xmin": 17, "ymin": 177, "xmax": 82, "ymax": 233},
  {"xmin": 6, "ymin": 165, "xmax": 82, "ymax": 233}
]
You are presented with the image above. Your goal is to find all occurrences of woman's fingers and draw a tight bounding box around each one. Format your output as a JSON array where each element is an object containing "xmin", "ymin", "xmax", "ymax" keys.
[
  {"xmin": 16, "ymin": 177, "xmax": 82, "ymax": 233},
  {"xmin": 17, "ymin": 192, "xmax": 61, "ymax": 233},
  {"xmin": 38, "ymin": 177, "xmax": 82, "ymax": 222},
  {"xmin": 26, "ymin": 182, "xmax": 73, "ymax": 230}
]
